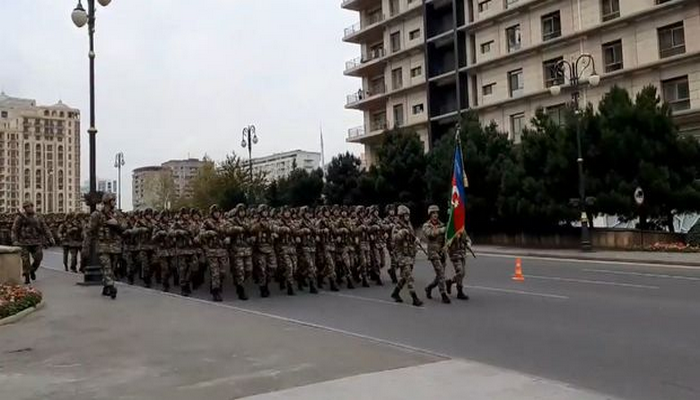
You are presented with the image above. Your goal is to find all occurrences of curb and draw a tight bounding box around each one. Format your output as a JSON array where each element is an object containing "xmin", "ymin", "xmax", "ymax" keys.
[
  {"xmin": 475, "ymin": 251, "xmax": 700, "ymax": 268},
  {"xmin": 0, "ymin": 300, "xmax": 45, "ymax": 327}
]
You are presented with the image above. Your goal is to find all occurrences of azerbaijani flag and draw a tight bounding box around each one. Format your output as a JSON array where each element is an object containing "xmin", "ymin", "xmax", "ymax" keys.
[{"xmin": 445, "ymin": 140, "xmax": 468, "ymax": 247}]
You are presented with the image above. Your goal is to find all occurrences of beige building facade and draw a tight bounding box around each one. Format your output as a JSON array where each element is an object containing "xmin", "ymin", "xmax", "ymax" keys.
[
  {"xmin": 161, "ymin": 158, "xmax": 204, "ymax": 200},
  {"xmin": 251, "ymin": 150, "xmax": 321, "ymax": 182},
  {"xmin": 0, "ymin": 92, "xmax": 81, "ymax": 213},
  {"xmin": 132, "ymin": 166, "xmax": 167, "ymax": 210},
  {"xmin": 343, "ymin": 0, "xmax": 700, "ymax": 164}
]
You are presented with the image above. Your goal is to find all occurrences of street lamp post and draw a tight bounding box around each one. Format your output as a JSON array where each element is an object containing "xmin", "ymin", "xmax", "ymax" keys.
[
  {"xmin": 241, "ymin": 125, "xmax": 258, "ymax": 184},
  {"xmin": 549, "ymin": 53, "xmax": 600, "ymax": 252},
  {"xmin": 114, "ymin": 152, "xmax": 124, "ymax": 210},
  {"xmin": 72, "ymin": 0, "xmax": 114, "ymax": 285}
]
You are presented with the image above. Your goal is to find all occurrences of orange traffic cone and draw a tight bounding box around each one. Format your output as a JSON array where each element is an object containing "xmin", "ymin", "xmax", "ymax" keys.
[{"xmin": 512, "ymin": 258, "xmax": 525, "ymax": 282}]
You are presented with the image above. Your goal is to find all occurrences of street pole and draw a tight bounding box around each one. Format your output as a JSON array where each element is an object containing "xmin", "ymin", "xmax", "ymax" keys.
[
  {"xmin": 550, "ymin": 54, "xmax": 600, "ymax": 252},
  {"xmin": 114, "ymin": 152, "xmax": 125, "ymax": 210},
  {"xmin": 72, "ymin": 0, "xmax": 114, "ymax": 285},
  {"xmin": 241, "ymin": 125, "xmax": 258, "ymax": 198}
]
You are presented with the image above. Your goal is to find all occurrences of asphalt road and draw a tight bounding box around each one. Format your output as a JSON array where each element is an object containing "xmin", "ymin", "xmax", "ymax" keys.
[{"xmin": 42, "ymin": 250, "xmax": 700, "ymax": 400}]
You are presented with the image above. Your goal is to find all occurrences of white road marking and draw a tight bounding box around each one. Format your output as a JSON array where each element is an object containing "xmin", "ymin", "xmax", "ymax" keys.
[
  {"xmin": 322, "ymin": 291, "xmax": 422, "ymax": 308},
  {"xmin": 524, "ymin": 274, "xmax": 659, "ymax": 289},
  {"xmin": 584, "ymin": 268, "xmax": 700, "ymax": 282},
  {"xmin": 466, "ymin": 285, "xmax": 569, "ymax": 300},
  {"xmin": 477, "ymin": 252, "xmax": 700, "ymax": 271}
]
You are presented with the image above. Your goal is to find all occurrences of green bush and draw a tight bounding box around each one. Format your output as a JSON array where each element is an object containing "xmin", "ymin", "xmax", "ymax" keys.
[
  {"xmin": 0, "ymin": 285, "xmax": 43, "ymax": 319},
  {"xmin": 688, "ymin": 222, "xmax": 700, "ymax": 247}
]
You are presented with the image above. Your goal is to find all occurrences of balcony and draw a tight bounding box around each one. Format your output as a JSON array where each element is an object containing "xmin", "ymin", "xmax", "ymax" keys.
[
  {"xmin": 343, "ymin": 13, "xmax": 385, "ymax": 43},
  {"xmin": 341, "ymin": 0, "xmax": 377, "ymax": 11},
  {"xmin": 344, "ymin": 47, "xmax": 386, "ymax": 75},
  {"xmin": 345, "ymin": 83, "xmax": 387, "ymax": 109},
  {"xmin": 347, "ymin": 121, "xmax": 388, "ymax": 143},
  {"xmin": 347, "ymin": 125, "xmax": 365, "ymax": 139}
]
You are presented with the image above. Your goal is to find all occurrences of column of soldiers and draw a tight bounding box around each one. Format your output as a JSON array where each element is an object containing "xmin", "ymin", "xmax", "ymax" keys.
[{"xmin": 2, "ymin": 195, "xmax": 473, "ymax": 306}]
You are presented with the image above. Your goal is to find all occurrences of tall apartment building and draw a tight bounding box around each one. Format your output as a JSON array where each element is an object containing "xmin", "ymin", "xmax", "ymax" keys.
[
  {"xmin": 343, "ymin": 0, "xmax": 700, "ymax": 163},
  {"xmin": 161, "ymin": 158, "xmax": 204, "ymax": 199},
  {"xmin": 0, "ymin": 92, "xmax": 81, "ymax": 213},
  {"xmin": 132, "ymin": 166, "xmax": 166, "ymax": 210},
  {"xmin": 251, "ymin": 150, "xmax": 321, "ymax": 182},
  {"xmin": 97, "ymin": 179, "xmax": 118, "ymax": 194}
]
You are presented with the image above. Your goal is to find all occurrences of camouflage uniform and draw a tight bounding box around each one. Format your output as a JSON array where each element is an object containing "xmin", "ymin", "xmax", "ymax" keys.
[
  {"xmin": 383, "ymin": 205, "xmax": 399, "ymax": 284},
  {"xmin": 316, "ymin": 207, "xmax": 339, "ymax": 291},
  {"xmin": 170, "ymin": 210, "xmax": 196, "ymax": 296},
  {"xmin": 277, "ymin": 207, "xmax": 298, "ymax": 295},
  {"xmin": 227, "ymin": 205, "xmax": 251, "ymax": 294},
  {"xmin": 390, "ymin": 205, "xmax": 423, "ymax": 307},
  {"xmin": 134, "ymin": 209, "xmax": 157, "ymax": 288},
  {"xmin": 152, "ymin": 214, "xmax": 175, "ymax": 292},
  {"xmin": 367, "ymin": 206, "xmax": 385, "ymax": 286},
  {"xmin": 85, "ymin": 193, "xmax": 125, "ymax": 298},
  {"xmin": 58, "ymin": 213, "xmax": 82, "ymax": 272},
  {"xmin": 422, "ymin": 205, "xmax": 450, "ymax": 304},
  {"xmin": 354, "ymin": 206, "xmax": 371, "ymax": 287},
  {"xmin": 199, "ymin": 205, "xmax": 230, "ymax": 301},
  {"xmin": 11, "ymin": 201, "xmax": 55, "ymax": 284},
  {"xmin": 296, "ymin": 206, "xmax": 318, "ymax": 294},
  {"xmin": 446, "ymin": 232, "xmax": 470, "ymax": 300},
  {"xmin": 251, "ymin": 204, "xmax": 274, "ymax": 298}
]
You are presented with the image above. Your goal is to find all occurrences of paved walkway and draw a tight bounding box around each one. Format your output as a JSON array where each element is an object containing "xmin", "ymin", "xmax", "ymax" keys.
[
  {"xmin": 0, "ymin": 268, "xmax": 618, "ymax": 400},
  {"xmin": 473, "ymin": 245, "xmax": 700, "ymax": 267}
]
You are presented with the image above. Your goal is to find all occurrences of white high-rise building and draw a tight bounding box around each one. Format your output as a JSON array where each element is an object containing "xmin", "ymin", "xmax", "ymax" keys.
[{"xmin": 251, "ymin": 150, "xmax": 321, "ymax": 182}]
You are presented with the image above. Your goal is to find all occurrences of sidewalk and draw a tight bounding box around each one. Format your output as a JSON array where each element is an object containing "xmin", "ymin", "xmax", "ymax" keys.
[{"xmin": 474, "ymin": 245, "xmax": 700, "ymax": 267}]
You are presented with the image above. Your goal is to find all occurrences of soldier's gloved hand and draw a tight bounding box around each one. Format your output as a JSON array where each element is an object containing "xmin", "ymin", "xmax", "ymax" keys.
[
  {"xmin": 438, "ymin": 227, "xmax": 446, "ymax": 235},
  {"xmin": 49, "ymin": 238, "xmax": 56, "ymax": 246}
]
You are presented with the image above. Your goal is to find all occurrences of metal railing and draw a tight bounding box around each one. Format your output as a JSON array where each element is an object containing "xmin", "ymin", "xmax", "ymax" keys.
[
  {"xmin": 346, "ymin": 83, "xmax": 386, "ymax": 106},
  {"xmin": 344, "ymin": 22, "xmax": 361, "ymax": 38},
  {"xmin": 345, "ymin": 57, "xmax": 362, "ymax": 71},
  {"xmin": 347, "ymin": 126, "xmax": 365, "ymax": 139},
  {"xmin": 370, "ymin": 121, "xmax": 388, "ymax": 132},
  {"xmin": 343, "ymin": 13, "xmax": 385, "ymax": 39}
]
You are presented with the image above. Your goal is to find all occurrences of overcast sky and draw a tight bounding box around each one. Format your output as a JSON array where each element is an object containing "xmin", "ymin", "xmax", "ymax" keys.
[{"xmin": 0, "ymin": 0, "xmax": 362, "ymax": 210}]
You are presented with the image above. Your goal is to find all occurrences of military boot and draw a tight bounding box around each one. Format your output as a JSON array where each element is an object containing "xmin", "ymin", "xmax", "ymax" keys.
[
  {"xmin": 391, "ymin": 287, "xmax": 403, "ymax": 303},
  {"xmin": 180, "ymin": 284, "xmax": 191, "ymax": 297},
  {"xmin": 329, "ymin": 280, "xmax": 340, "ymax": 292},
  {"xmin": 361, "ymin": 276, "xmax": 370, "ymax": 288},
  {"xmin": 102, "ymin": 285, "xmax": 111, "ymax": 296},
  {"xmin": 410, "ymin": 291, "xmax": 423, "ymax": 307},
  {"xmin": 374, "ymin": 275, "xmax": 384, "ymax": 286},
  {"xmin": 279, "ymin": 280, "xmax": 286, "ymax": 291},
  {"xmin": 30, "ymin": 271, "xmax": 36, "ymax": 281},
  {"xmin": 109, "ymin": 285, "xmax": 118, "ymax": 300},
  {"xmin": 441, "ymin": 292, "xmax": 452, "ymax": 304},
  {"xmin": 211, "ymin": 288, "xmax": 223, "ymax": 302},
  {"xmin": 143, "ymin": 276, "xmax": 152, "ymax": 289},
  {"xmin": 236, "ymin": 285, "xmax": 249, "ymax": 301},
  {"xmin": 127, "ymin": 273, "xmax": 135, "ymax": 285},
  {"xmin": 445, "ymin": 279, "xmax": 453, "ymax": 295},
  {"xmin": 287, "ymin": 284, "xmax": 295, "ymax": 296},
  {"xmin": 424, "ymin": 284, "xmax": 435, "ymax": 299},
  {"xmin": 24, "ymin": 274, "xmax": 31, "ymax": 285},
  {"xmin": 297, "ymin": 279, "xmax": 305, "ymax": 292},
  {"xmin": 346, "ymin": 278, "xmax": 355, "ymax": 290},
  {"xmin": 317, "ymin": 276, "xmax": 324, "ymax": 289},
  {"xmin": 260, "ymin": 285, "xmax": 270, "ymax": 298},
  {"xmin": 456, "ymin": 286, "xmax": 469, "ymax": 300},
  {"xmin": 162, "ymin": 282, "xmax": 170, "ymax": 293}
]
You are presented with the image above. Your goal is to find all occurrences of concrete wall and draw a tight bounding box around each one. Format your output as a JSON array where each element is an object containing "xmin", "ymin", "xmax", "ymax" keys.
[{"xmin": 0, "ymin": 246, "xmax": 23, "ymax": 285}]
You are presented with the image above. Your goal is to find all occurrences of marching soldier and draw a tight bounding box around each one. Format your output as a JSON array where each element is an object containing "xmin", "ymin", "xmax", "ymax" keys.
[
  {"xmin": 152, "ymin": 212, "xmax": 175, "ymax": 292},
  {"xmin": 227, "ymin": 204, "xmax": 251, "ymax": 300},
  {"xmin": 58, "ymin": 213, "xmax": 82, "ymax": 273},
  {"xmin": 277, "ymin": 207, "xmax": 298, "ymax": 295},
  {"xmin": 422, "ymin": 205, "xmax": 450, "ymax": 304},
  {"xmin": 85, "ymin": 193, "xmax": 125, "ymax": 299},
  {"xmin": 251, "ymin": 204, "xmax": 274, "ymax": 298},
  {"xmin": 383, "ymin": 204, "xmax": 399, "ymax": 284},
  {"xmin": 12, "ymin": 201, "xmax": 55, "ymax": 284},
  {"xmin": 390, "ymin": 205, "xmax": 423, "ymax": 307},
  {"xmin": 170, "ymin": 208, "xmax": 197, "ymax": 296},
  {"xmin": 297, "ymin": 206, "xmax": 319, "ymax": 294},
  {"xmin": 316, "ymin": 206, "xmax": 339, "ymax": 291},
  {"xmin": 199, "ymin": 205, "xmax": 229, "ymax": 302},
  {"xmin": 446, "ymin": 231, "xmax": 471, "ymax": 300}
]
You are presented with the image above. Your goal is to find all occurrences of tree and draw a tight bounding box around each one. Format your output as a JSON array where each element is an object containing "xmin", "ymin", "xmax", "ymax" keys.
[
  {"xmin": 426, "ymin": 111, "xmax": 513, "ymax": 231},
  {"xmin": 274, "ymin": 168, "xmax": 324, "ymax": 206},
  {"xmin": 374, "ymin": 129, "xmax": 427, "ymax": 222},
  {"xmin": 190, "ymin": 158, "xmax": 220, "ymax": 209},
  {"xmin": 324, "ymin": 152, "xmax": 364, "ymax": 205},
  {"xmin": 585, "ymin": 86, "xmax": 700, "ymax": 231}
]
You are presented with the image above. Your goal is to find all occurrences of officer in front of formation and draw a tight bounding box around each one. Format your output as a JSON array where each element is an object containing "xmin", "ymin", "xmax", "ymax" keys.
[{"xmin": 11, "ymin": 201, "xmax": 55, "ymax": 284}]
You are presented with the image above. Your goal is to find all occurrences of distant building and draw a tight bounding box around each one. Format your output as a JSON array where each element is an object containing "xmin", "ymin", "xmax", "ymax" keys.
[
  {"xmin": 0, "ymin": 92, "xmax": 81, "ymax": 213},
  {"xmin": 97, "ymin": 179, "xmax": 118, "ymax": 194},
  {"xmin": 132, "ymin": 166, "xmax": 167, "ymax": 210},
  {"xmin": 251, "ymin": 150, "xmax": 321, "ymax": 182},
  {"xmin": 161, "ymin": 158, "xmax": 204, "ymax": 199}
]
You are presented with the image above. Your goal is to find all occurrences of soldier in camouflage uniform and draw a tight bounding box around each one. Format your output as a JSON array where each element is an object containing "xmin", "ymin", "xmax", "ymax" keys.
[
  {"xmin": 251, "ymin": 204, "xmax": 274, "ymax": 298},
  {"xmin": 353, "ymin": 206, "xmax": 371, "ymax": 288},
  {"xmin": 134, "ymin": 209, "xmax": 157, "ymax": 288},
  {"xmin": 277, "ymin": 207, "xmax": 298, "ymax": 295},
  {"xmin": 334, "ymin": 208, "xmax": 355, "ymax": 290},
  {"xmin": 198, "ymin": 205, "xmax": 230, "ymax": 302},
  {"xmin": 316, "ymin": 206, "xmax": 339, "ymax": 291},
  {"xmin": 122, "ymin": 212, "xmax": 140, "ymax": 284},
  {"xmin": 85, "ymin": 193, "xmax": 125, "ymax": 299},
  {"xmin": 367, "ymin": 205, "xmax": 385, "ymax": 286},
  {"xmin": 296, "ymin": 206, "xmax": 319, "ymax": 294},
  {"xmin": 226, "ymin": 204, "xmax": 250, "ymax": 300},
  {"xmin": 12, "ymin": 201, "xmax": 55, "ymax": 284},
  {"xmin": 170, "ymin": 208, "xmax": 197, "ymax": 296},
  {"xmin": 422, "ymin": 205, "xmax": 451, "ymax": 304},
  {"xmin": 383, "ymin": 204, "xmax": 399, "ymax": 284},
  {"xmin": 57, "ymin": 213, "xmax": 82, "ymax": 273},
  {"xmin": 390, "ymin": 205, "xmax": 423, "ymax": 307},
  {"xmin": 189, "ymin": 208, "xmax": 207, "ymax": 290},
  {"xmin": 152, "ymin": 212, "xmax": 175, "ymax": 292},
  {"xmin": 445, "ymin": 231, "xmax": 470, "ymax": 300}
]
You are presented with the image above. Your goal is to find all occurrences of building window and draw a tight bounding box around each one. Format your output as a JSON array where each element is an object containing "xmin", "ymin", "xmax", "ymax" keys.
[
  {"xmin": 389, "ymin": 0, "xmax": 400, "ymax": 16},
  {"xmin": 390, "ymin": 32, "xmax": 401, "ymax": 53},
  {"xmin": 545, "ymin": 104, "xmax": 566, "ymax": 126},
  {"xmin": 662, "ymin": 76, "xmax": 690, "ymax": 112},
  {"xmin": 658, "ymin": 22, "xmax": 685, "ymax": 58},
  {"xmin": 601, "ymin": 0, "xmax": 620, "ymax": 22},
  {"xmin": 543, "ymin": 57, "xmax": 564, "ymax": 88},
  {"xmin": 35, "ymin": 144, "xmax": 41, "ymax": 165},
  {"xmin": 480, "ymin": 40, "xmax": 493, "ymax": 54},
  {"xmin": 506, "ymin": 25, "xmax": 521, "ymax": 52},
  {"xmin": 542, "ymin": 11, "xmax": 562, "ymax": 41},
  {"xmin": 483, "ymin": 83, "xmax": 495, "ymax": 95},
  {"xmin": 412, "ymin": 104, "xmax": 424, "ymax": 114},
  {"xmin": 58, "ymin": 170, "xmax": 64, "ymax": 190},
  {"xmin": 478, "ymin": 0, "xmax": 491, "ymax": 12},
  {"xmin": 508, "ymin": 69, "xmax": 524, "ymax": 97},
  {"xmin": 0, "ymin": 111, "xmax": 6, "ymax": 118},
  {"xmin": 602, "ymin": 40, "xmax": 624, "ymax": 72},
  {"xmin": 410, "ymin": 66, "xmax": 422, "ymax": 78},
  {"xmin": 36, "ymin": 169, "xmax": 42, "ymax": 189},
  {"xmin": 24, "ymin": 169, "xmax": 30, "ymax": 189},
  {"xmin": 510, "ymin": 113, "xmax": 525, "ymax": 143},
  {"xmin": 392, "ymin": 68, "xmax": 403, "ymax": 90},
  {"xmin": 393, "ymin": 104, "xmax": 405, "ymax": 127},
  {"xmin": 409, "ymin": 29, "xmax": 421, "ymax": 41},
  {"xmin": 24, "ymin": 143, "xmax": 30, "ymax": 165}
]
